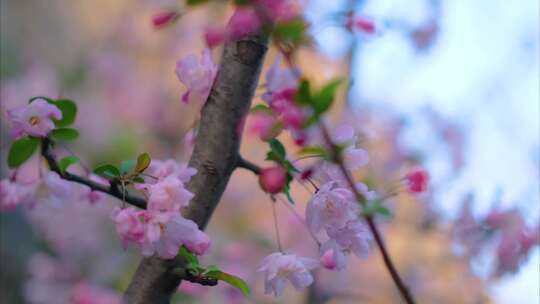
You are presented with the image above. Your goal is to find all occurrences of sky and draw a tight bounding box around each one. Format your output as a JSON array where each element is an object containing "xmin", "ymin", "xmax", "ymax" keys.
[{"xmin": 307, "ymin": 0, "xmax": 540, "ymax": 303}]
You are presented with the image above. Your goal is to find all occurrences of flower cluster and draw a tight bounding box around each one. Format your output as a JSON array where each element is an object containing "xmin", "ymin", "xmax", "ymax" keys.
[
  {"xmin": 249, "ymin": 56, "xmax": 308, "ymax": 145},
  {"xmin": 258, "ymin": 252, "xmax": 319, "ymax": 296},
  {"xmin": 112, "ymin": 160, "xmax": 210, "ymax": 259}
]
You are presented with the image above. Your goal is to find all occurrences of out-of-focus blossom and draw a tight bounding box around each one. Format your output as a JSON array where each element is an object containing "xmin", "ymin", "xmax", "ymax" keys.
[
  {"xmin": 262, "ymin": 56, "xmax": 299, "ymax": 106},
  {"xmin": 320, "ymin": 239, "xmax": 347, "ymax": 270},
  {"xmin": 151, "ymin": 11, "xmax": 180, "ymax": 29},
  {"xmin": 83, "ymin": 174, "xmax": 108, "ymax": 204},
  {"xmin": 405, "ymin": 168, "xmax": 429, "ymax": 193},
  {"xmin": 204, "ymin": 26, "xmax": 227, "ymax": 48},
  {"xmin": 70, "ymin": 282, "xmax": 124, "ymax": 304},
  {"xmin": 258, "ymin": 0, "xmax": 300, "ymax": 23},
  {"xmin": 259, "ymin": 166, "xmax": 287, "ymax": 194},
  {"xmin": 0, "ymin": 178, "xmax": 35, "ymax": 211},
  {"xmin": 326, "ymin": 220, "xmax": 371, "ymax": 258},
  {"xmin": 175, "ymin": 48, "xmax": 217, "ymax": 104},
  {"xmin": 7, "ymin": 99, "xmax": 62, "ymax": 138},
  {"xmin": 346, "ymin": 12, "xmax": 376, "ymax": 34},
  {"xmin": 227, "ymin": 7, "xmax": 262, "ymax": 39},
  {"xmin": 112, "ymin": 207, "xmax": 145, "ymax": 250},
  {"xmin": 248, "ymin": 111, "xmax": 282, "ymax": 141},
  {"xmin": 344, "ymin": 147, "xmax": 369, "ymax": 170},
  {"xmin": 147, "ymin": 159, "xmax": 197, "ymax": 183},
  {"xmin": 306, "ymin": 181, "xmax": 358, "ymax": 234},
  {"xmin": 258, "ymin": 252, "xmax": 319, "ymax": 296}
]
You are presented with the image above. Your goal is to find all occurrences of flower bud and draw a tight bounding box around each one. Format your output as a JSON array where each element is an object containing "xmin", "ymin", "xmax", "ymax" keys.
[
  {"xmin": 259, "ymin": 166, "xmax": 287, "ymax": 194},
  {"xmin": 405, "ymin": 168, "xmax": 429, "ymax": 193}
]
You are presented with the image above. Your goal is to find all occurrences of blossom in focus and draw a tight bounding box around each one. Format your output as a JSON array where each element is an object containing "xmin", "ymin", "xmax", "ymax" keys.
[
  {"xmin": 259, "ymin": 166, "xmax": 287, "ymax": 194},
  {"xmin": 141, "ymin": 211, "xmax": 210, "ymax": 259},
  {"xmin": 7, "ymin": 99, "xmax": 62, "ymax": 137},
  {"xmin": 306, "ymin": 181, "xmax": 358, "ymax": 234},
  {"xmin": 257, "ymin": 252, "xmax": 319, "ymax": 296},
  {"xmin": 112, "ymin": 207, "xmax": 145, "ymax": 249},
  {"xmin": 227, "ymin": 7, "xmax": 262, "ymax": 39},
  {"xmin": 405, "ymin": 168, "xmax": 429, "ymax": 193},
  {"xmin": 176, "ymin": 48, "xmax": 217, "ymax": 104},
  {"xmin": 146, "ymin": 175, "xmax": 194, "ymax": 212}
]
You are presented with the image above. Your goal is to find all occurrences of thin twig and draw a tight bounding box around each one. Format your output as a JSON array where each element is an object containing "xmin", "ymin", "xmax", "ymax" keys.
[
  {"xmin": 236, "ymin": 156, "xmax": 262, "ymax": 175},
  {"xmin": 40, "ymin": 138, "xmax": 147, "ymax": 209},
  {"xmin": 319, "ymin": 123, "xmax": 416, "ymax": 304}
]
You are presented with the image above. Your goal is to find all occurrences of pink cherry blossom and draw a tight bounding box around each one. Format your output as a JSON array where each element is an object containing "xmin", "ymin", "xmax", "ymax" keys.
[
  {"xmin": 227, "ymin": 7, "xmax": 262, "ymax": 40},
  {"xmin": 147, "ymin": 159, "xmax": 197, "ymax": 183},
  {"xmin": 7, "ymin": 99, "xmax": 62, "ymax": 138},
  {"xmin": 306, "ymin": 181, "xmax": 358, "ymax": 234},
  {"xmin": 262, "ymin": 56, "xmax": 299, "ymax": 105},
  {"xmin": 112, "ymin": 207, "xmax": 145, "ymax": 249},
  {"xmin": 346, "ymin": 12, "xmax": 376, "ymax": 34},
  {"xmin": 258, "ymin": 0, "xmax": 299, "ymax": 23},
  {"xmin": 259, "ymin": 166, "xmax": 287, "ymax": 194},
  {"xmin": 248, "ymin": 111, "xmax": 281, "ymax": 141},
  {"xmin": 405, "ymin": 168, "xmax": 429, "ymax": 193},
  {"xmin": 326, "ymin": 220, "xmax": 371, "ymax": 258},
  {"xmin": 320, "ymin": 239, "xmax": 347, "ymax": 270},
  {"xmin": 151, "ymin": 11, "xmax": 180, "ymax": 29},
  {"xmin": 141, "ymin": 211, "xmax": 210, "ymax": 259},
  {"xmin": 175, "ymin": 48, "xmax": 217, "ymax": 104},
  {"xmin": 204, "ymin": 26, "xmax": 227, "ymax": 48},
  {"xmin": 344, "ymin": 147, "xmax": 369, "ymax": 170},
  {"xmin": 146, "ymin": 175, "xmax": 194, "ymax": 212},
  {"xmin": 1, "ymin": 179, "xmax": 24, "ymax": 211},
  {"xmin": 257, "ymin": 252, "xmax": 319, "ymax": 296}
]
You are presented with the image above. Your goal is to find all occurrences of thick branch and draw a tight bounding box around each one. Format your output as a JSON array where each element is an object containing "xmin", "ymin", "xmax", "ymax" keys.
[
  {"xmin": 125, "ymin": 32, "xmax": 269, "ymax": 303},
  {"xmin": 40, "ymin": 138, "xmax": 147, "ymax": 209}
]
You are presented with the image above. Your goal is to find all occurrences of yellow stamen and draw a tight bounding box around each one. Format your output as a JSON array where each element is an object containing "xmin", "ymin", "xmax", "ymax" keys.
[{"xmin": 29, "ymin": 116, "xmax": 40, "ymax": 126}]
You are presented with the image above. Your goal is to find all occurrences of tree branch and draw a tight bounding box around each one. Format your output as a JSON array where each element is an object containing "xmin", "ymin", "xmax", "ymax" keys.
[
  {"xmin": 236, "ymin": 156, "xmax": 262, "ymax": 175},
  {"xmin": 319, "ymin": 123, "xmax": 416, "ymax": 304},
  {"xmin": 40, "ymin": 138, "xmax": 148, "ymax": 209},
  {"xmin": 125, "ymin": 32, "xmax": 269, "ymax": 304}
]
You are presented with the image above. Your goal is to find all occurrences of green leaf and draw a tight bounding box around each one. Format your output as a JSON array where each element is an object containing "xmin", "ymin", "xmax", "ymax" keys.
[
  {"xmin": 296, "ymin": 146, "xmax": 328, "ymax": 158},
  {"xmin": 50, "ymin": 128, "xmax": 79, "ymax": 141},
  {"xmin": 132, "ymin": 176, "xmax": 145, "ymax": 183},
  {"xmin": 179, "ymin": 246, "xmax": 199, "ymax": 266},
  {"xmin": 205, "ymin": 270, "xmax": 250, "ymax": 296},
  {"xmin": 363, "ymin": 200, "xmax": 392, "ymax": 218},
  {"xmin": 268, "ymin": 139, "xmax": 286, "ymax": 161},
  {"xmin": 374, "ymin": 205, "xmax": 392, "ymax": 218},
  {"xmin": 51, "ymin": 99, "xmax": 77, "ymax": 127},
  {"xmin": 135, "ymin": 152, "xmax": 151, "ymax": 173},
  {"xmin": 294, "ymin": 79, "xmax": 312, "ymax": 105},
  {"xmin": 58, "ymin": 156, "xmax": 79, "ymax": 174},
  {"xmin": 186, "ymin": 0, "xmax": 209, "ymax": 5},
  {"xmin": 312, "ymin": 79, "xmax": 343, "ymax": 114},
  {"xmin": 283, "ymin": 183, "xmax": 295, "ymax": 204},
  {"xmin": 202, "ymin": 265, "xmax": 220, "ymax": 275},
  {"xmin": 93, "ymin": 164, "xmax": 120, "ymax": 178},
  {"xmin": 7, "ymin": 137, "xmax": 40, "ymax": 168},
  {"xmin": 120, "ymin": 159, "xmax": 136, "ymax": 175},
  {"xmin": 250, "ymin": 104, "xmax": 272, "ymax": 113},
  {"xmin": 272, "ymin": 18, "xmax": 306, "ymax": 44}
]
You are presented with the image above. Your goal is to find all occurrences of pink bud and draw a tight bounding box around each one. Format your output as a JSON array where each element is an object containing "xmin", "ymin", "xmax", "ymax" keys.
[
  {"xmin": 320, "ymin": 248, "xmax": 337, "ymax": 270},
  {"xmin": 227, "ymin": 8, "xmax": 262, "ymax": 39},
  {"xmin": 405, "ymin": 168, "xmax": 429, "ymax": 193},
  {"xmin": 204, "ymin": 27, "xmax": 226, "ymax": 48},
  {"xmin": 152, "ymin": 11, "xmax": 180, "ymax": 29},
  {"xmin": 259, "ymin": 166, "xmax": 287, "ymax": 194},
  {"xmin": 355, "ymin": 18, "xmax": 376, "ymax": 34},
  {"xmin": 185, "ymin": 230, "xmax": 211, "ymax": 256}
]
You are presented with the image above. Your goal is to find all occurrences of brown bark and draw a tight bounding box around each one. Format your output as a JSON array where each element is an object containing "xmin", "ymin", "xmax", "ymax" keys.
[{"xmin": 125, "ymin": 32, "xmax": 269, "ymax": 303}]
